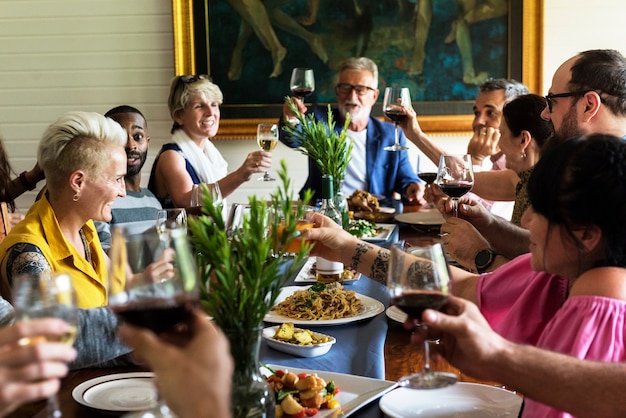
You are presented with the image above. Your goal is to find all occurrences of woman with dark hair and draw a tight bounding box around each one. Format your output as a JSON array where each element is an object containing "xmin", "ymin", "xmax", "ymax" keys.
[
  {"xmin": 439, "ymin": 94, "xmax": 553, "ymax": 271},
  {"xmin": 302, "ymin": 134, "xmax": 626, "ymax": 418}
]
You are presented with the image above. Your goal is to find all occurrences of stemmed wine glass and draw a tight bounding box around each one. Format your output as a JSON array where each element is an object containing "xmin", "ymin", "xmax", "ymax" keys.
[
  {"xmin": 13, "ymin": 272, "xmax": 78, "ymax": 417},
  {"xmin": 383, "ymin": 87, "xmax": 411, "ymax": 151},
  {"xmin": 156, "ymin": 208, "xmax": 187, "ymax": 242},
  {"xmin": 256, "ymin": 123, "xmax": 278, "ymax": 181},
  {"xmin": 387, "ymin": 241, "xmax": 457, "ymax": 389},
  {"xmin": 190, "ymin": 183, "xmax": 222, "ymax": 208},
  {"xmin": 435, "ymin": 154, "xmax": 474, "ymax": 217},
  {"xmin": 108, "ymin": 227, "xmax": 199, "ymax": 418},
  {"xmin": 290, "ymin": 68, "xmax": 315, "ymax": 101}
]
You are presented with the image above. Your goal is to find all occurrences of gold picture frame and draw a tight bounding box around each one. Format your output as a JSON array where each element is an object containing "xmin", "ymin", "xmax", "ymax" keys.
[{"xmin": 172, "ymin": 0, "xmax": 543, "ymax": 139}]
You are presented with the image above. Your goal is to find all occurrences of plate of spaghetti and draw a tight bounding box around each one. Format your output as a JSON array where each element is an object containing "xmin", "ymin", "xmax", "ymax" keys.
[{"xmin": 264, "ymin": 283, "xmax": 385, "ymax": 326}]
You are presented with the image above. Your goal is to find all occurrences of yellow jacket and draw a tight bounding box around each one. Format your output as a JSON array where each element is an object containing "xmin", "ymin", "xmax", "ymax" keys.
[{"xmin": 0, "ymin": 194, "xmax": 108, "ymax": 308}]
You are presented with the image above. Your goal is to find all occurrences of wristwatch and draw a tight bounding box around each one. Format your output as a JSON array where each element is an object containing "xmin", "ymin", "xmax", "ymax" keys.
[{"xmin": 475, "ymin": 249, "xmax": 497, "ymax": 273}]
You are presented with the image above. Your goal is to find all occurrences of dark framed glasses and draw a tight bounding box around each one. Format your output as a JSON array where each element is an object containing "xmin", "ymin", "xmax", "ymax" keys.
[
  {"xmin": 544, "ymin": 90, "xmax": 603, "ymax": 113},
  {"xmin": 336, "ymin": 83, "xmax": 376, "ymax": 96}
]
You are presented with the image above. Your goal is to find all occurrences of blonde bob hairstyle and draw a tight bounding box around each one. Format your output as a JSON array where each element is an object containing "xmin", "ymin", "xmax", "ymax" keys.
[
  {"xmin": 167, "ymin": 75, "xmax": 223, "ymax": 134},
  {"xmin": 38, "ymin": 111, "xmax": 126, "ymax": 193}
]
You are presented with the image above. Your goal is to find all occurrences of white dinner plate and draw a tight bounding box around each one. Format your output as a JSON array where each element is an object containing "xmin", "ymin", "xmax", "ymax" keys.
[
  {"xmin": 360, "ymin": 223, "xmax": 397, "ymax": 242},
  {"xmin": 385, "ymin": 306, "xmax": 408, "ymax": 324},
  {"xmin": 379, "ymin": 383, "xmax": 522, "ymax": 417},
  {"xmin": 395, "ymin": 209, "xmax": 445, "ymax": 226},
  {"xmin": 264, "ymin": 285, "xmax": 385, "ymax": 326},
  {"xmin": 263, "ymin": 364, "xmax": 397, "ymax": 417},
  {"xmin": 294, "ymin": 257, "xmax": 361, "ymax": 284},
  {"xmin": 262, "ymin": 325, "xmax": 336, "ymax": 357},
  {"xmin": 72, "ymin": 372, "xmax": 156, "ymax": 412}
]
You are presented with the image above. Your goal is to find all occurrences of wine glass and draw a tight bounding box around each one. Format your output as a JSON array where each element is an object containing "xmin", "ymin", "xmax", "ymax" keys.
[
  {"xmin": 190, "ymin": 183, "xmax": 223, "ymax": 208},
  {"xmin": 156, "ymin": 208, "xmax": 187, "ymax": 242},
  {"xmin": 435, "ymin": 154, "xmax": 474, "ymax": 217},
  {"xmin": 383, "ymin": 87, "xmax": 411, "ymax": 151},
  {"xmin": 256, "ymin": 123, "xmax": 278, "ymax": 181},
  {"xmin": 290, "ymin": 68, "xmax": 315, "ymax": 101},
  {"xmin": 12, "ymin": 272, "xmax": 78, "ymax": 417},
  {"xmin": 108, "ymin": 227, "xmax": 199, "ymax": 418},
  {"xmin": 387, "ymin": 241, "xmax": 457, "ymax": 389}
]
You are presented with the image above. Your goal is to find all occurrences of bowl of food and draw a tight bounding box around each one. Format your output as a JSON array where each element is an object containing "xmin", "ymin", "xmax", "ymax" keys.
[{"xmin": 262, "ymin": 323, "xmax": 336, "ymax": 358}]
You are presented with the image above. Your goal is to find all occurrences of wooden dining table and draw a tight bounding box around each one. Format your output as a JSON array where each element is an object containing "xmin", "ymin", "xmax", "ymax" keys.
[{"xmin": 21, "ymin": 203, "xmax": 500, "ymax": 418}]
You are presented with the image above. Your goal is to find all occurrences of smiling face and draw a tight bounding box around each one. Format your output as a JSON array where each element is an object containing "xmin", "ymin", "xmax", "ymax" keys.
[
  {"xmin": 541, "ymin": 56, "xmax": 584, "ymax": 139},
  {"xmin": 109, "ymin": 112, "xmax": 150, "ymax": 177},
  {"xmin": 335, "ymin": 69, "xmax": 379, "ymax": 130},
  {"xmin": 83, "ymin": 145, "xmax": 127, "ymax": 222},
  {"xmin": 175, "ymin": 92, "xmax": 220, "ymax": 141},
  {"xmin": 471, "ymin": 89, "xmax": 507, "ymax": 133}
]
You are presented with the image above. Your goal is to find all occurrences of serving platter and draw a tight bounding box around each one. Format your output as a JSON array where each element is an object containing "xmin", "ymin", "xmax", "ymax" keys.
[
  {"xmin": 263, "ymin": 364, "xmax": 397, "ymax": 417},
  {"xmin": 385, "ymin": 306, "xmax": 408, "ymax": 324},
  {"xmin": 379, "ymin": 384, "xmax": 522, "ymax": 417},
  {"xmin": 359, "ymin": 223, "xmax": 396, "ymax": 242},
  {"xmin": 394, "ymin": 209, "xmax": 445, "ymax": 226},
  {"xmin": 264, "ymin": 286, "xmax": 385, "ymax": 326},
  {"xmin": 72, "ymin": 372, "xmax": 156, "ymax": 412},
  {"xmin": 262, "ymin": 325, "xmax": 336, "ymax": 357},
  {"xmin": 294, "ymin": 257, "xmax": 361, "ymax": 284}
]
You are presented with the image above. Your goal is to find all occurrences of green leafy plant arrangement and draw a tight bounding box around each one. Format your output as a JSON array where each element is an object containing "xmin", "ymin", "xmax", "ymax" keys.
[
  {"xmin": 188, "ymin": 160, "xmax": 314, "ymax": 331},
  {"xmin": 282, "ymin": 97, "xmax": 353, "ymax": 194}
]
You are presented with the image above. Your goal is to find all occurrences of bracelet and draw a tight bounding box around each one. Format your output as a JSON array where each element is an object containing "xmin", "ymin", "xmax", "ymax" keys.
[{"xmin": 18, "ymin": 171, "xmax": 37, "ymax": 191}]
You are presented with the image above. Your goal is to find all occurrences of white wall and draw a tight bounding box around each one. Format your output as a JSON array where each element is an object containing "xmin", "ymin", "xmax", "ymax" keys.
[{"xmin": 2, "ymin": 0, "xmax": 626, "ymax": 212}]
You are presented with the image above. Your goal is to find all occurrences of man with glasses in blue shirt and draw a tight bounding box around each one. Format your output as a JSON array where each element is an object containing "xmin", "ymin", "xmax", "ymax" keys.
[{"xmin": 279, "ymin": 57, "xmax": 425, "ymax": 206}]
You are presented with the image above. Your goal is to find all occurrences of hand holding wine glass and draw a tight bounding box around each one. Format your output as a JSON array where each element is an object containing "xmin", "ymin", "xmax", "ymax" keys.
[
  {"xmin": 387, "ymin": 241, "xmax": 457, "ymax": 389},
  {"xmin": 108, "ymin": 227, "xmax": 199, "ymax": 417},
  {"xmin": 12, "ymin": 272, "xmax": 78, "ymax": 417},
  {"xmin": 290, "ymin": 67, "xmax": 315, "ymax": 102},
  {"xmin": 435, "ymin": 154, "xmax": 474, "ymax": 217},
  {"xmin": 383, "ymin": 87, "xmax": 411, "ymax": 152},
  {"xmin": 256, "ymin": 123, "xmax": 278, "ymax": 181}
]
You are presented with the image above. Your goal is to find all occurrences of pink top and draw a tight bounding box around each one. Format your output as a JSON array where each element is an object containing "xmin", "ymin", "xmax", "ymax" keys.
[{"xmin": 477, "ymin": 254, "xmax": 626, "ymax": 417}]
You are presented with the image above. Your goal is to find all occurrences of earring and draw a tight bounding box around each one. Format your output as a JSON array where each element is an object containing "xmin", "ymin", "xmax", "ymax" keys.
[
  {"xmin": 72, "ymin": 191, "xmax": 80, "ymax": 202},
  {"xmin": 520, "ymin": 152, "xmax": 527, "ymax": 159}
]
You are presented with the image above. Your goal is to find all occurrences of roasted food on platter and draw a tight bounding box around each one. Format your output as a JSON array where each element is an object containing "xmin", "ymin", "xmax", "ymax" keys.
[
  {"xmin": 347, "ymin": 189, "xmax": 380, "ymax": 213},
  {"xmin": 266, "ymin": 367, "xmax": 340, "ymax": 417},
  {"xmin": 271, "ymin": 282, "xmax": 363, "ymax": 320},
  {"xmin": 273, "ymin": 322, "xmax": 331, "ymax": 346}
]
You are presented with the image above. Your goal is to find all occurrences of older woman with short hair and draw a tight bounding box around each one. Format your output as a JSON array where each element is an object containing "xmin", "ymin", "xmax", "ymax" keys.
[{"xmin": 148, "ymin": 75, "xmax": 271, "ymax": 208}]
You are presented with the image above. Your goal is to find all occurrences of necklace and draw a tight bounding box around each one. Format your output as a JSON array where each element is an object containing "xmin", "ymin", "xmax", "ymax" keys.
[{"xmin": 79, "ymin": 229, "xmax": 91, "ymax": 264}]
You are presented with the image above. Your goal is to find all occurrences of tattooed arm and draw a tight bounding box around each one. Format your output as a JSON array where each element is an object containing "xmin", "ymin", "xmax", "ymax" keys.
[
  {"xmin": 0, "ymin": 243, "xmax": 134, "ymax": 369},
  {"xmin": 304, "ymin": 213, "xmax": 481, "ymax": 299}
]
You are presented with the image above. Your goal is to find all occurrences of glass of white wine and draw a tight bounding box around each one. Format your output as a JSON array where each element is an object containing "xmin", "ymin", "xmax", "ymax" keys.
[
  {"xmin": 257, "ymin": 123, "xmax": 278, "ymax": 181},
  {"xmin": 156, "ymin": 208, "xmax": 187, "ymax": 243},
  {"xmin": 12, "ymin": 272, "xmax": 78, "ymax": 417}
]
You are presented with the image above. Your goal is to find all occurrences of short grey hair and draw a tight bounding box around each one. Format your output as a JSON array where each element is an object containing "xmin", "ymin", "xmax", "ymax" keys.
[
  {"xmin": 38, "ymin": 111, "xmax": 126, "ymax": 192},
  {"xmin": 480, "ymin": 78, "xmax": 529, "ymax": 103},
  {"xmin": 336, "ymin": 57, "xmax": 379, "ymax": 89}
]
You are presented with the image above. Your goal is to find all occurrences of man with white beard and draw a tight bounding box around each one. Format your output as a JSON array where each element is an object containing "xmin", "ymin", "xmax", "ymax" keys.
[{"xmin": 279, "ymin": 57, "xmax": 425, "ymax": 205}]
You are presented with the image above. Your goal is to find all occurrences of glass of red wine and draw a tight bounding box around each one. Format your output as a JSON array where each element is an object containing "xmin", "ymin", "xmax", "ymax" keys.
[
  {"xmin": 388, "ymin": 241, "xmax": 457, "ymax": 389},
  {"xmin": 383, "ymin": 87, "xmax": 411, "ymax": 151},
  {"xmin": 108, "ymin": 226, "xmax": 199, "ymax": 417},
  {"xmin": 290, "ymin": 67, "xmax": 315, "ymax": 101},
  {"xmin": 435, "ymin": 154, "xmax": 474, "ymax": 217}
]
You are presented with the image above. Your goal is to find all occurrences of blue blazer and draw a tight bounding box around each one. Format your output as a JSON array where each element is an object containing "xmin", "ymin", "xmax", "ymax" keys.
[{"xmin": 280, "ymin": 105, "xmax": 420, "ymax": 201}]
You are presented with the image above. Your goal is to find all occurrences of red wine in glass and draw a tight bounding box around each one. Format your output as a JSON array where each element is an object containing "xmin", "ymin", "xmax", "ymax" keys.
[
  {"xmin": 290, "ymin": 68, "xmax": 315, "ymax": 101},
  {"xmin": 438, "ymin": 182, "xmax": 473, "ymax": 198},
  {"xmin": 392, "ymin": 290, "xmax": 450, "ymax": 319},
  {"xmin": 111, "ymin": 295, "xmax": 199, "ymax": 334},
  {"xmin": 383, "ymin": 87, "xmax": 411, "ymax": 151},
  {"xmin": 417, "ymin": 172, "xmax": 437, "ymax": 184}
]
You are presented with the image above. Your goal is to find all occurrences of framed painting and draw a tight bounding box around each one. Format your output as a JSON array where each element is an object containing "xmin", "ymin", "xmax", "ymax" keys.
[{"xmin": 172, "ymin": 0, "xmax": 542, "ymax": 139}]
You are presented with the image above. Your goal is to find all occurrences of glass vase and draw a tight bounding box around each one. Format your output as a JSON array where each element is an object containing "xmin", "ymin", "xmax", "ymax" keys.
[
  {"xmin": 333, "ymin": 179, "xmax": 349, "ymax": 229},
  {"xmin": 224, "ymin": 326, "xmax": 276, "ymax": 418}
]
